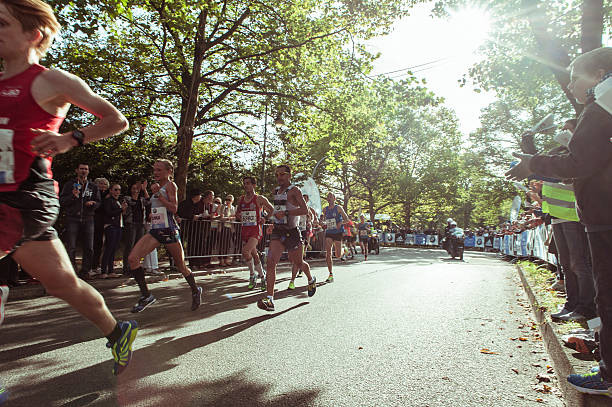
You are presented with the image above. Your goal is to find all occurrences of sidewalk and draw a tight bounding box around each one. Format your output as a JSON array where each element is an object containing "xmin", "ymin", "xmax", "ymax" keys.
[
  {"xmin": 516, "ymin": 263, "xmax": 612, "ymax": 407},
  {"xmin": 5, "ymin": 256, "xmax": 334, "ymax": 302}
]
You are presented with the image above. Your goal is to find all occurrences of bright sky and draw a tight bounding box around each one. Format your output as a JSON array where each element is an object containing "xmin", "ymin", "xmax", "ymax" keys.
[{"xmin": 364, "ymin": 2, "xmax": 496, "ymax": 135}]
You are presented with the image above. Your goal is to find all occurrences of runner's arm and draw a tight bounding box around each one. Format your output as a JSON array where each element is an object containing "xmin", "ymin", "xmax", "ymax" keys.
[
  {"xmin": 156, "ymin": 182, "xmax": 178, "ymax": 213},
  {"xmin": 338, "ymin": 207, "xmax": 351, "ymax": 224},
  {"xmin": 257, "ymin": 196, "xmax": 275, "ymax": 219},
  {"xmin": 30, "ymin": 69, "xmax": 128, "ymax": 156},
  {"xmin": 288, "ymin": 189, "xmax": 308, "ymax": 217}
]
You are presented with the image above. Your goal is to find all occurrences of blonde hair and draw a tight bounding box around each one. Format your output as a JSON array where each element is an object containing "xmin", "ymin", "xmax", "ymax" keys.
[
  {"xmin": 154, "ymin": 159, "xmax": 174, "ymax": 180},
  {"xmin": 2, "ymin": 0, "xmax": 61, "ymax": 57},
  {"xmin": 570, "ymin": 47, "xmax": 612, "ymax": 76}
]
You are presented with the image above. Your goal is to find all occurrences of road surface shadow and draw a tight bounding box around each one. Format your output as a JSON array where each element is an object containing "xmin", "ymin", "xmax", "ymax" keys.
[{"xmin": 6, "ymin": 304, "xmax": 317, "ymax": 407}]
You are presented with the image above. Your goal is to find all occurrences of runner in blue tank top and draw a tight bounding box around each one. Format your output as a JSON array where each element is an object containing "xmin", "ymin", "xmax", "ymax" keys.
[{"xmin": 322, "ymin": 192, "xmax": 351, "ymax": 283}]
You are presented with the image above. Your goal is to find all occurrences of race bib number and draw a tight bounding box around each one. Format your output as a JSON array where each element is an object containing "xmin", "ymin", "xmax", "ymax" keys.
[
  {"xmin": 151, "ymin": 207, "xmax": 170, "ymax": 229},
  {"xmin": 274, "ymin": 204, "xmax": 287, "ymax": 224},
  {"xmin": 242, "ymin": 210, "xmax": 257, "ymax": 226},
  {"xmin": 359, "ymin": 229, "xmax": 368, "ymax": 237},
  {"xmin": 325, "ymin": 219, "xmax": 337, "ymax": 230},
  {"xmin": 0, "ymin": 129, "xmax": 15, "ymax": 184}
]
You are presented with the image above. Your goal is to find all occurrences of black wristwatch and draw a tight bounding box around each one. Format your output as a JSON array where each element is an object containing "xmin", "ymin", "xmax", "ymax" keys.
[
  {"xmin": 284, "ymin": 210, "xmax": 290, "ymax": 217},
  {"xmin": 71, "ymin": 129, "xmax": 85, "ymax": 147}
]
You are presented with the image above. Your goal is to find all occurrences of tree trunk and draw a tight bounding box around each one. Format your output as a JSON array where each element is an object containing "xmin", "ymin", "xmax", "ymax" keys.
[
  {"xmin": 581, "ymin": 0, "xmax": 603, "ymax": 53},
  {"xmin": 404, "ymin": 201, "xmax": 411, "ymax": 230},
  {"xmin": 174, "ymin": 12, "xmax": 207, "ymax": 202}
]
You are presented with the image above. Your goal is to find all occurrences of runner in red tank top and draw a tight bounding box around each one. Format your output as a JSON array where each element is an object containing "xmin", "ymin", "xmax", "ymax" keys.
[
  {"xmin": 235, "ymin": 176, "xmax": 275, "ymax": 290},
  {"xmin": 0, "ymin": 0, "xmax": 135, "ymax": 383}
]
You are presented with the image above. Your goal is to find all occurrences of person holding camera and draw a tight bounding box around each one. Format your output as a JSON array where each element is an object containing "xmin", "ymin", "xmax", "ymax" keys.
[
  {"xmin": 59, "ymin": 163, "xmax": 101, "ymax": 279},
  {"xmin": 100, "ymin": 184, "xmax": 126, "ymax": 278}
]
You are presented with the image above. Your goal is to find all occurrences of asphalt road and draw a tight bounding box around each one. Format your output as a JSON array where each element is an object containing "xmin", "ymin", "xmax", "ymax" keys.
[{"xmin": 1, "ymin": 247, "xmax": 565, "ymax": 407}]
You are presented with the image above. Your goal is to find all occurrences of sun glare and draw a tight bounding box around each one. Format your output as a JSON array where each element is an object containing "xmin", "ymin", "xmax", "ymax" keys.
[{"xmin": 447, "ymin": 8, "xmax": 491, "ymax": 57}]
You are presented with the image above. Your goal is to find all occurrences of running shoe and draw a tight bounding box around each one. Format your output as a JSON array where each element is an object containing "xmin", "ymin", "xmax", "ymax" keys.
[
  {"xmin": 0, "ymin": 285, "xmax": 8, "ymax": 326},
  {"xmin": 248, "ymin": 275, "xmax": 257, "ymax": 290},
  {"xmin": 567, "ymin": 371, "xmax": 612, "ymax": 396},
  {"xmin": 0, "ymin": 384, "xmax": 7, "ymax": 405},
  {"xmin": 288, "ymin": 281, "xmax": 295, "ymax": 290},
  {"xmin": 191, "ymin": 287, "xmax": 202, "ymax": 311},
  {"xmin": 326, "ymin": 274, "xmax": 334, "ymax": 283},
  {"xmin": 131, "ymin": 294, "xmax": 156, "ymax": 313},
  {"xmin": 259, "ymin": 274, "xmax": 266, "ymax": 292},
  {"xmin": 107, "ymin": 320, "xmax": 138, "ymax": 376},
  {"xmin": 307, "ymin": 277, "xmax": 317, "ymax": 297},
  {"xmin": 297, "ymin": 270, "xmax": 303, "ymax": 278},
  {"xmin": 257, "ymin": 297, "xmax": 275, "ymax": 311}
]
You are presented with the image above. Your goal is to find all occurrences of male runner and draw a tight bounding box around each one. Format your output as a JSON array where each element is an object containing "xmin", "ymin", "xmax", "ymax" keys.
[
  {"xmin": 322, "ymin": 192, "xmax": 351, "ymax": 282},
  {"xmin": 258, "ymin": 165, "xmax": 317, "ymax": 311},
  {"xmin": 235, "ymin": 176, "xmax": 269, "ymax": 290},
  {"xmin": 357, "ymin": 214, "xmax": 372, "ymax": 260},
  {"xmin": 0, "ymin": 0, "xmax": 135, "ymax": 377},
  {"xmin": 289, "ymin": 193, "xmax": 317, "ymax": 289}
]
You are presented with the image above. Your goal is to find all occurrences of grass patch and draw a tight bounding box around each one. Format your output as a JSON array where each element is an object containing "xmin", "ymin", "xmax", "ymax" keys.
[{"xmin": 517, "ymin": 260, "xmax": 582, "ymax": 333}]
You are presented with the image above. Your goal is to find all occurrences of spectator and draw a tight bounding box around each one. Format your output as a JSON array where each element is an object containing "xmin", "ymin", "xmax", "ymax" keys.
[
  {"xmin": 122, "ymin": 180, "xmax": 149, "ymax": 275},
  {"xmin": 506, "ymin": 47, "xmax": 612, "ymax": 394},
  {"xmin": 200, "ymin": 190, "xmax": 216, "ymax": 267},
  {"xmin": 178, "ymin": 188, "xmax": 205, "ymax": 268},
  {"xmin": 91, "ymin": 177, "xmax": 109, "ymax": 276},
  {"xmin": 101, "ymin": 184, "xmax": 126, "ymax": 278},
  {"xmin": 217, "ymin": 195, "xmax": 236, "ymax": 266},
  {"xmin": 59, "ymin": 163, "xmax": 100, "ymax": 279}
]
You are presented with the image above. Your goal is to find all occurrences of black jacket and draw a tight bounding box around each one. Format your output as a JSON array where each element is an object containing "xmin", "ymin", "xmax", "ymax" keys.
[
  {"xmin": 529, "ymin": 101, "xmax": 612, "ymax": 229},
  {"xmin": 103, "ymin": 196, "xmax": 124, "ymax": 227},
  {"xmin": 59, "ymin": 178, "xmax": 101, "ymax": 220}
]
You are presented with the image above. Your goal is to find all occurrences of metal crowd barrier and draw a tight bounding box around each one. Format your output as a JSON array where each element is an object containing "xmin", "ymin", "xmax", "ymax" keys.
[
  {"xmin": 381, "ymin": 224, "xmax": 557, "ymax": 265},
  {"xmin": 177, "ymin": 219, "xmax": 328, "ymax": 263}
]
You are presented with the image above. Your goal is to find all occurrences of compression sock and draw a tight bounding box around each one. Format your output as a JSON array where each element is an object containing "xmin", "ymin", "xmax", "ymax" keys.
[
  {"xmin": 184, "ymin": 272, "xmax": 198, "ymax": 294},
  {"xmin": 105, "ymin": 323, "xmax": 122, "ymax": 345},
  {"xmin": 133, "ymin": 267, "xmax": 150, "ymax": 297}
]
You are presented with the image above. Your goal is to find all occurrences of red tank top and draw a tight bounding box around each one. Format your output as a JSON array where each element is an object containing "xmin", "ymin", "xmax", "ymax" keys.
[
  {"xmin": 238, "ymin": 194, "xmax": 261, "ymax": 233},
  {"xmin": 0, "ymin": 64, "xmax": 64, "ymax": 192}
]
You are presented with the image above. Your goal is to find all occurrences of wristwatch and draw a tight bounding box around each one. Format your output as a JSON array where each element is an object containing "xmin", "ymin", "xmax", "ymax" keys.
[
  {"xmin": 284, "ymin": 210, "xmax": 290, "ymax": 217},
  {"xmin": 71, "ymin": 129, "xmax": 85, "ymax": 146}
]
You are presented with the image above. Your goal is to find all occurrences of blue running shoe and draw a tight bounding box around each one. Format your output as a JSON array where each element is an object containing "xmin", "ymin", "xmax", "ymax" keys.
[
  {"xmin": 191, "ymin": 286, "xmax": 202, "ymax": 311},
  {"xmin": 131, "ymin": 294, "xmax": 156, "ymax": 313},
  {"xmin": 107, "ymin": 320, "xmax": 138, "ymax": 375},
  {"xmin": 0, "ymin": 384, "xmax": 8, "ymax": 405},
  {"xmin": 567, "ymin": 371, "xmax": 612, "ymax": 396}
]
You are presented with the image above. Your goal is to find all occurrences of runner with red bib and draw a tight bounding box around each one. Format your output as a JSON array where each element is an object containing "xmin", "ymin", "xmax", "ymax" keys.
[
  {"xmin": 0, "ymin": 0, "xmax": 135, "ymax": 384},
  {"xmin": 236, "ymin": 176, "xmax": 274, "ymax": 290}
]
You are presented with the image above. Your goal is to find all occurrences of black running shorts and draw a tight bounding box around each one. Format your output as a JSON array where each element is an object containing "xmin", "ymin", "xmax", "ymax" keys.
[
  {"xmin": 0, "ymin": 176, "xmax": 59, "ymax": 258},
  {"xmin": 270, "ymin": 225, "xmax": 302, "ymax": 251},
  {"xmin": 325, "ymin": 232, "xmax": 343, "ymax": 242}
]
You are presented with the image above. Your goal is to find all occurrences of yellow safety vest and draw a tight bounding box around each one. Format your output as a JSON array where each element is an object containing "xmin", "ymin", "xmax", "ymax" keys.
[{"xmin": 541, "ymin": 181, "xmax": 579, "ymax": 222}]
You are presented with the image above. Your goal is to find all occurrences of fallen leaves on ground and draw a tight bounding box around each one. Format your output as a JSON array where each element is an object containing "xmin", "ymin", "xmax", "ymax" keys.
[{"xmin": 480, "ymin": 348, "xmax": 499, "ymax": 355}]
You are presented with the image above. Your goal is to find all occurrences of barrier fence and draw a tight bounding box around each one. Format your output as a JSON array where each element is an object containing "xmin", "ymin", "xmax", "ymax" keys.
[
  {"xmin": 177, "ymin": 218, "xmax": 329, "ymax": 262},
  {"xmin": 380, "ymin": 224, "xmax": 557, "ymax": 265}
]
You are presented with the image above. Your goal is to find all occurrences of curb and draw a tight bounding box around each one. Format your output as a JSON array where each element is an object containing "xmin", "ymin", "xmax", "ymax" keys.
[
  {"xmin": 516, "ymin": 264, "xmax": 612, "ymax": 407},
  {"xmin": 6, "ymin": 256, "xmax": 337, "ymax": 302}
]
